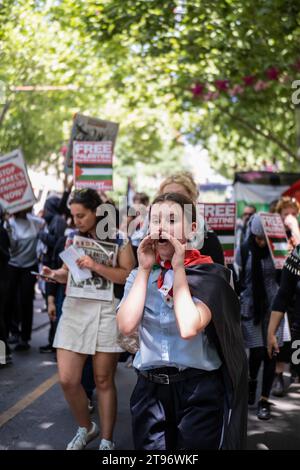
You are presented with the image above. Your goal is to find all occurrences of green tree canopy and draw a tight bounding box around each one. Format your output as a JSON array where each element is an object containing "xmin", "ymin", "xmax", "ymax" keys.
[{"xmin": 1, "ymin": 0, "xmax": 300, "ymax": 181}]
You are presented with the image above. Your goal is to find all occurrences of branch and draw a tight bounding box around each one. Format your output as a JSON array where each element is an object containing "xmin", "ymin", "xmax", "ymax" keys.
[
  {"xmin": 0, "ymin": 101, "xmax": 10, "ymax": 128},
  {"xmin": 217, "ymin": 105, "xmax": 298, "ymax": 161}
]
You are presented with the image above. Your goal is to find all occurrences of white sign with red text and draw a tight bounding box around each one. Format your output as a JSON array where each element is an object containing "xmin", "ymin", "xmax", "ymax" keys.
[{"xmin": 0, "ymin": 149, "xmax": 36, "ymax": 214}]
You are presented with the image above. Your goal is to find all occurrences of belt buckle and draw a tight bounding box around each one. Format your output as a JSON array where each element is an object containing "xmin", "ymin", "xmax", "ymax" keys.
[{"xmin": 156, "ymin": 373, "xmax": 170, "ymax": 385}]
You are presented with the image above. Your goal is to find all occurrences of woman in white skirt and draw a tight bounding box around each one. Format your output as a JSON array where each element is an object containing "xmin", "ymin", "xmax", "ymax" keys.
[{"xmin": 42, "ymin": 189, "xmax": 135, "ymax": 450}]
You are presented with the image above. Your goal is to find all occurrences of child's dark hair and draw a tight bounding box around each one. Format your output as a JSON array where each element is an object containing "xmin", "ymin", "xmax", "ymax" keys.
[
  {"xmin": 69, "ymin": 188, "xmax": 103, "ymax": 212},
  {"xmin": 151, "ymin": 192, "xmax": 197, "ymax": 223}
]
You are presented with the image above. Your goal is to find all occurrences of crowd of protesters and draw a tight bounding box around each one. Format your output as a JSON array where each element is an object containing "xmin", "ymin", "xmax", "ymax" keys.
[{"xmin": 0, "ymin": 171, "xmax": 300, "ymax": 451}]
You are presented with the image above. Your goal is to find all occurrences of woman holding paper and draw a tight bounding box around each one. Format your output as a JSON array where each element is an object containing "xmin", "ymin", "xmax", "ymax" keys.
[{"xmin": 42, "ymin": 188, "xmax": 136, "ymax": 451}]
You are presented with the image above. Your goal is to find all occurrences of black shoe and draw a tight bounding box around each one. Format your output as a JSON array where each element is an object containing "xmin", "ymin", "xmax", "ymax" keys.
[
  {"xmin": 39, "ymin": 344, "xmax": 55, "ymax": 353},
  {"xmin": 15, "ymin": 341, "xmax": 30, "ymax": 351},
  {"xmin": 5, "ymin": 354, "xmax": 13, "ymax": 364},
  {"xmin": 257, "ymin": 399, "xmax": 271, "ymax": 420},
  {"xmin": 248, "ymin": 379, "xmax": 257, "ymax": 405},
  {"xmin": 272, "ymin": 373, "xmax": 284, "ymax": 397}
]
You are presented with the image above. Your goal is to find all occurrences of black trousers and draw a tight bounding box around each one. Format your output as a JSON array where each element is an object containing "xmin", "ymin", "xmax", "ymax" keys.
[
  {"xmin": 0, "ymin": 275, "xmax": 9, "ymax": 353},
  {"xmin": 249, "ymin": 347, "xmax": 276, "ymax": 398},
  {"xmin": 5, "ymin": 264, "xmax": 37, "ymax": 342},
  {"xmin": 130, "ymin": 368, "xmax": 225, "ymax": 451}
]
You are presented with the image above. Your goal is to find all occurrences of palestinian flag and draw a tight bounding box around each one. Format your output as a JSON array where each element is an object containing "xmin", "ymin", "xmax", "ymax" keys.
[
  {"xmin": 269, "ymin": 236, "xmax": 289, "ymax": 258},
  {"xmin": 74, "ymin": 163, "xmax": 113, "ymax": 191},
  {"xmin": 214, "ymin": 229, "xmax": 235, "ymax": 264},
  {"xmin": 234, "ymin": 171, "xmax": 300, "ymax": 217}
]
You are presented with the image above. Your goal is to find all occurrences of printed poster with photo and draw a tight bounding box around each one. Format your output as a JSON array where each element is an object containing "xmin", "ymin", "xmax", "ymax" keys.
[
  {"xmin": 66, "ymin": 235, "xmax": 118, "ymax": 302},
  {"xmin": 65, "ymin": 113, "xmax": 119, "ymax": 170},
  {"xmin": 260, "ymin": 212, "xmax": 289, "ymax": 269}
]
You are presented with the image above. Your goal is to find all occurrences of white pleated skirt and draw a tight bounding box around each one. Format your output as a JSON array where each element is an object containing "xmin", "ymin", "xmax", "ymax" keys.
[{"xmin": 53, "ymin": 296, "xmax": 123, "ymax": 355}]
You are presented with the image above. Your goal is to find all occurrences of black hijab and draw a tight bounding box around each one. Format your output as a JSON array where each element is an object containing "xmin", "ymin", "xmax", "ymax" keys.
[{"xmin": 248, "ymin": 233, "xmax": 270, "ymax": 325}]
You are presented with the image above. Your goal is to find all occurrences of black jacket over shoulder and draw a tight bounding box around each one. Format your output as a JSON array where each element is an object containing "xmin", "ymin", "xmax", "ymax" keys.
[
  {"xmin": 272, "ymin": 245, "xmax": 300, "ymax": 334},
  {"xmin": 201, "ymin": 230, "xmax": 225, "ymax": 265},
  {"xmin": 186, "ymin": 263, "xmax": 248, "ymax": 450}
]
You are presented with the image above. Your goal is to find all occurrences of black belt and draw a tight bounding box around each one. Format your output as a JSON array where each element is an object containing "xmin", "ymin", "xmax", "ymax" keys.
[{"xmin": 137, "ymin": 367, "xmax": 206, "ymax": 385}]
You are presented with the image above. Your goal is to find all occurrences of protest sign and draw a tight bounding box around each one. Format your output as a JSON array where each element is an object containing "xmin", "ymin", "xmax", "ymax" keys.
[
  {"xmin": 65, "ymin": 235, "xmax": 118, "ymax": 302},
  {"xmin": 73, "ymin": 140, "xmax": 113, "ymax": 191},
  {"xmin": 198, "ymin": 203, "xmax": 236, "ymax": 264},
  {"xmin": 0, "ymin": 149, "xmax": 36, "ymax": 214},
  {"xmin": 260, "ymin": 212, "xmax": 289, "ymax": 269},
  {"xmin": 65, "ymin": 113, "xmax": 119, "ymax": 170}
]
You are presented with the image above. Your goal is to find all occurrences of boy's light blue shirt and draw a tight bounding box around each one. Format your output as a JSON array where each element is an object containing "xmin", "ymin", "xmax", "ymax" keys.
[{"xmin": 118, "ymin": 268, "xmax": 222, "ymax": 371}]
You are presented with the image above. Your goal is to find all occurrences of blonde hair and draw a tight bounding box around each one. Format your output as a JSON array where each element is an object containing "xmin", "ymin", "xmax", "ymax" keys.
[
  {"xmin": 158, "ymin": 171, "xmax": 199, "ymax": 203},
  {"xmin": 275, "ymin": 196, "xmax": 300, "ymax": 215}
]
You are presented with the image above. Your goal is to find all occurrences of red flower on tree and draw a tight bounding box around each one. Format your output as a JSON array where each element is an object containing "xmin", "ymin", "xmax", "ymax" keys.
[
  {"xmin": 191, "ymin": 83, "xmax": 205, "ymax": 97},
  {"xmin": 214, "ymin": 79, "xmax": 229, "ymax": 91},
  {"xmin": 242, "ymin": 75, "xmax": 256, "ymax": 86},
  {"xmin": 265, "ymin": 67, "xmax": 280, "ymax": 81}
]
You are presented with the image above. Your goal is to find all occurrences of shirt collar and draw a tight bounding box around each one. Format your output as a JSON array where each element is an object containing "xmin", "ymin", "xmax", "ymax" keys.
[{"xmin": 151, "ymin": 268, "xmax": 161, "ymax": 283}]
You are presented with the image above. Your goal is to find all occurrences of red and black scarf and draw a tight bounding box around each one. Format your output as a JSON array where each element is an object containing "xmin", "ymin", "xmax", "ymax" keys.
[{"xmin": 156, "ymin": 249, "xmax": 213, "ymax": 298}]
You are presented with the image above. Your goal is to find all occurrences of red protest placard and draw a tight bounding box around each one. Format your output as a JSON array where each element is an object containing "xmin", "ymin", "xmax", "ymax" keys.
[
  {"xmin": 0, "ymin": 149, "xmax": 36, "ymax": 214},
  {"xmin": 73, "ymin": 141, "xmax": 113, "ymax": 191},
  {"xmin": 260, "ymin": 212, "xmax": 289, "ymax": 269},
  {"xmin": 198, "ymin": 203, "xmax": 236, "ymax": 264}
]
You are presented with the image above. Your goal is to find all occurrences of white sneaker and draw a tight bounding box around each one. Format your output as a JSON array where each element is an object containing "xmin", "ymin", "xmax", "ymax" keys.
[
  {"xmin": 66, "ymin": 422, "xmax": 99, "ymax": 450},
  {"xmin": 99, "ymin": 438, "xmax": 115, "ymax": 450}
]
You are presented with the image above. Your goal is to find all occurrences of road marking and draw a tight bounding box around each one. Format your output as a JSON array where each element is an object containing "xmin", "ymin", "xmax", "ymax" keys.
[{"xmin": 0, "ymin": 373, "xmax": 59, "ymax": 428}]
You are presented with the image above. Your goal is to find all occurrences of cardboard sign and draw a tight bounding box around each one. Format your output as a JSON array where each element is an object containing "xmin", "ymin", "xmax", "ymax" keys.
[
  {"xmin": 260, "ymin": 212, "xmax": 289, "ymax": 269},
  {"xmin": 65, "ymin": 113, "xmax": 119, "ymax": 171},
  {"xmin": 0, "ymin": 149, "xmax": 36, "ymax": 214},
  {"xmin": 198, "ymin": 203, "xmax": 236, "ymax": 264},
  {"xmin": 73, "ymin": 141, "xmax": 113, "ymax": 191}
]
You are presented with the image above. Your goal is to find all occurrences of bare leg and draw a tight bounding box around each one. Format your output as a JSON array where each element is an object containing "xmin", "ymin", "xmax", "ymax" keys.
[
  {"xmin": 93, "ymin": 352, "xmax": 119, "ymax": 440},
  {"xmin": 275, "ymin": 361, "xmax": 285, "ymax": 374},
  {"xmin": 57, "ymin": 348, "xmax": 92, "ymax": 429}
]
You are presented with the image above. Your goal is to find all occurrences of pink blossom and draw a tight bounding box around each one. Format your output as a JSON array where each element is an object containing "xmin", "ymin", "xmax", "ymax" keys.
[
  {"xmin": 242, "ymin": 75, "xmax": 256, "ymax": 86},
  {"xmin": 60, "ymin": 144, "xmax": 68, "ymax": 156},
  {"xmin": 228, "ymin": 85, "xmax": 244, "ymax": 96},
  {"xmin": 254, "ymin": 80, "xmax": 270, "ymax": 91},
  {"xmin": 214, "ymin": 79, "xmax": 229, "ymax": 91},
  {"xmin": 266, "ymin": 67, "xmax": 280, "ymax": 80},
  {"xmin": 203, "ymin": 91, "xmax": 220, "ymax": 101},
  {"xmin": 191, "ymin": 82, "xmax": 205, "ymax": 97}
]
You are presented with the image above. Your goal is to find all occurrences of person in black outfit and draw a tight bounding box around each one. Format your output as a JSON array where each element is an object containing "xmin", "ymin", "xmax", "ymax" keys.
[
  {"xmin": 201, "ymin": 225, "xmax": 225, "ymax": 265},
  {"xmin": 271, "ymin": 196, "xmax": 300, "ymax": 393},
  {"xmin": 0, "ymin": 206, "xmax": 11, "ymax": 365},
  {"xmin": 268, "ymin": 243, "xmax": 300, "ymax": 381},
  {"xmin": 38, "ymin": 196, "xmax": 67, "ymax": 353}
]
